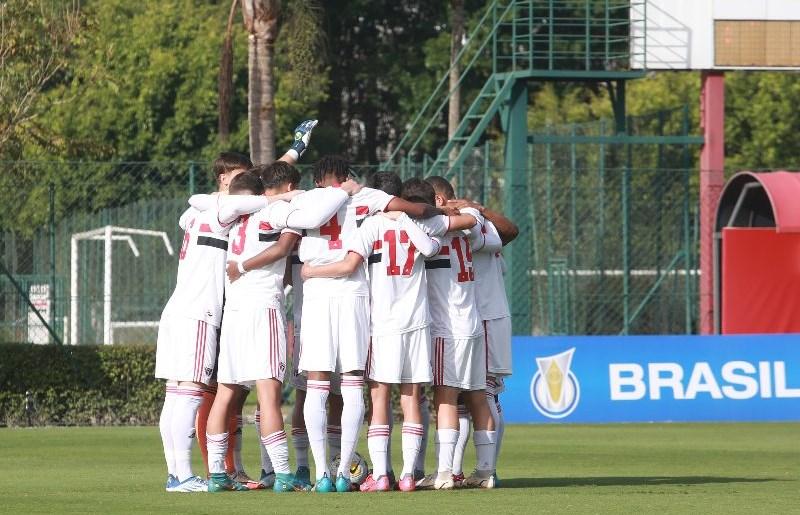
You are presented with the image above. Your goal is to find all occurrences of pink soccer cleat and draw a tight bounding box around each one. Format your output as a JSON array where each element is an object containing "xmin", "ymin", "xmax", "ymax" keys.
[
  {"xmin": 359, "ymin": 474, "xmax": 391, "ymax": 492},
  {"xmin": 398, "ymin": 475, "xmax": 416, "ymax": 492}
]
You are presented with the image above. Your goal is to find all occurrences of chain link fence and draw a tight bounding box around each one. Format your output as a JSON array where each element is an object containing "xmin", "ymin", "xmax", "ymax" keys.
[{"xmin": 1, "ymin": 107, "xmax": 712, "ymax": 343}]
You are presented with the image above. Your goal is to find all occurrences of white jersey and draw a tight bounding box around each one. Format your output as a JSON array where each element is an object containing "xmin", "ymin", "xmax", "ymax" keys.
[
  {"xmin": 296, "ymin": 186, "xmax": 393, "ymax": 298},
  {"xmin": 347, "ymin": 214, "xmax": 436, "ymax": 336},
  {"xmin": 418, "ymin": 209, "xmax": 483, "ymax": 339},
  {"xmin": 471, "ymin": 221, "xmax": 511, "ymax": 320},
  {"xmin": 161, "ymin": 207, "xmax": 232, "ymax": 327},
  {"xmin": 225, "ymin": 202, "xmax": 299, "ymax": 309}
]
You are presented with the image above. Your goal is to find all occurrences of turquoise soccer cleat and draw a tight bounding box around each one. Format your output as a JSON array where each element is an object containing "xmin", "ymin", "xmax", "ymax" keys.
[
  {"xmin": 334, "ymin": 472, "xmax": 352, "ymax": 493},
  {"xmin": 207, "ymin": 472, "xmax": 249, "ymax": 492},
  {"xmin": 294, "ymin": 466, "xmax": 312, "ymax": 490},
  {"xmin": 273, "ymin": 472, "xmax": 312, "ymax": 492},
  {"xmin": 312, "ymin": 473, "xmax": 336, "ymax": 493}
]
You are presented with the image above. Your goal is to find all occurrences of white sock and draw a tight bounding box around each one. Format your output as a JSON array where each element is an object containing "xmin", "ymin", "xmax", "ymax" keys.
[
  {"xmin": 159, "ymin": 385, "xmax": 177, "ymax": 476},
  {"xmin": 171, "ymin": 385, "xmax": 203, "ymax": 481},
  {"xmin": 473, "ymin": 430, "xmax": 497, "ymax": 473},
  {"xmin": 495, "ymin": 398, "xmax": 505, "ymax": 463},
  {"xmin": 400, "ymin": 423, "xmax": 423, "ymax": 478},
  {"xmin": 233, "ymin": 415, "xmax": 244, "ymax": 472},
  {"xmin": 327, "ymin": 424, "xmax": 342, "ymax": 459},
  {"xmin": 337, "ymin": 376, "xmax": 365, "ymax": 477},
  {"xmin": 415, "ymin": 395, "xmax": 430, "ymax": 474},
  {"xmin": 291, "ymin": 427, "xmax": 309, "ymax": 469},
  {"xmin": 436, "ymin": 428, "xmax": 459, "ymax": 474},
  {"xmin": 367, "ymin": 424, "xmax": 390, "ymax": 478},
  {"xmin": 486, "ymin": 392, "xmax": 501, "ymax": 465},
  {"xmin": 304, "ymin": 380, "xmax": 330, "ymax": 480},
  {"xmin": 262, "ymin": 430, "xmax": 290, "ymax": 474},
  {"xmin": 254, "ymin": 410, "xmax": 274, "ymax": 474},
  {"xmin": 206, "ymin": 432, "xmax": 228, "ymax": 475},
  {"xmin": 452, "ymin": 406, "xmax": 471, "ymax": 475}
]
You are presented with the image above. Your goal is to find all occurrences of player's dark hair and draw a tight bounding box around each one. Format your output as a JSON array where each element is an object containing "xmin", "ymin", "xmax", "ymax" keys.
[
  {"xmin": 312, "ymin": 155, "xmax": 350, "ymax": 184},
  {"xmin": 229, "ymin": 171, "xmax": 265, "ymax": 195},
  {"xmin": 213, "ymin": 152, "xmax": 253, "ymax": 183},
  {"xmin": 425, "ymin": 176, "xmax": 455, "ymax": 201},
  {"xmin": 255, "ymin": 161, "xmax": 301, "ymax": 190},
  {"xmin": 369, "ymin": 171, "xmax": 402, "ymax": 196},
  {"xmin": 401, "ymin": 177, "xmax": 436, "ymax": 206}
]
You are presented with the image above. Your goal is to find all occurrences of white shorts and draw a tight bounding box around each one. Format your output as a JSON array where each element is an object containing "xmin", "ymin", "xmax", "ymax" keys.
[
  {"xmin": 155, "ymin": 315, "xmax": 218, "ymax": 385},
  {"xmin": 483, "ymin": 317, "xmax": 512, "ymax": 376},
  {"xmin": 298, "ymin": 295, "xmax": 370, "ymax": 374},
  {"xmin": 366, "ymin": 327, "xmax": 432, "ymax": 384},
  {"xmin": 217, "ymin": 304, "xmax": 287, "ymax": 386},
  {"xmin": 431, "ymin": 335, "xmax": 486, "ymax": 391}
]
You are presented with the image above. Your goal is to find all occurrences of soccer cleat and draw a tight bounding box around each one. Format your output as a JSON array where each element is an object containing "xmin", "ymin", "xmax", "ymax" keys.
[
  {"xmin": 462, "ymin": 471, "xmax": 497, "ymax": 489},
  {"xmin": 165, "ymin": 474, "xmax": 180, "ymax": 492},
  {"xmin": 294, "ymin": 466, "xmax": 312, "ymax": 490},
  {"xmin": 452, "ymin": 472, "xmax": 465, "ymax": 487},
  {"xmin": 258, "ymin": 470, "xmax": 276, "ymax": 489},
  {"xmin": 273, "ymin": 472, "xmax": 312, "ymax": 493},
  {"xmin": 207, "ymin": 472, "xmax": 249, "ymax": 492},
  {"xmin": 312, "ymin": 473, "xmax": 336, "ymax": 493},
  {"xmin": 415, "ymin": 473, "xmax": 455, "ymax": 490},
  {"xmin": 359, "ymin": 474, "xmax": 391, "ymax": 492},
  {"xmin": 230, "ymin": 470, "xmax": 262, "ymax": 490},
  {"xmin": 397, "ymin": 474, "xmax": 416, "ymax": 492},
  {"xmin": 334, "ymin": 472, "xmax": 352, "ymax": 493},
  {"xmin": 172, "ymin": 475, "xmax": 208, "ymax": 493},
  {"xmin": 387, "ymin": 470, "xmax": 397, "ymax": 490}
]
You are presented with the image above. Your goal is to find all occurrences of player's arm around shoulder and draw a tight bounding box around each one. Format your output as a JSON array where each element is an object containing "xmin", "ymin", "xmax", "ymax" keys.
[
  {"xmin": 226, "ymin": 231, "xmax": 300, "ymax": 282},
  {"xmin": 394, "ymin": 212, "xmax": 440, "ymax": 257},
  {"xmin": 300, "ymin": 252, "xmax": 362, "ymax": 280}
]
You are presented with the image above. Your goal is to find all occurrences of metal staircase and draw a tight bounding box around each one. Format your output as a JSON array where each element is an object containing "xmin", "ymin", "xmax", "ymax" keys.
[{"xmin": 381, "ymin": 0, "xmax": 645, "ymax": 179}]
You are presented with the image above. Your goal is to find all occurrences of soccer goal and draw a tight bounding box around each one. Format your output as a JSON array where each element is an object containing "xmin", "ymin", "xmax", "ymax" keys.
[{"xmin": 69, "ymin": 226, "xmax": 173, "ymax": 345}]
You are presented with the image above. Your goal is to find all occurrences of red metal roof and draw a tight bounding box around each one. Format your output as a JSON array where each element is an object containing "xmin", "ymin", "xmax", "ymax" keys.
[{"xmin": 719, "ymin": 171, "xmax": 800, "ymax": 233}]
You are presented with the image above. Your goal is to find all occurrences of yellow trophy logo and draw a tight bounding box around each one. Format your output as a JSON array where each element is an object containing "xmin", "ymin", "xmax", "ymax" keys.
[{"xmin": 530, "ymin": 348, "xmax": 580, "ymax": 419}]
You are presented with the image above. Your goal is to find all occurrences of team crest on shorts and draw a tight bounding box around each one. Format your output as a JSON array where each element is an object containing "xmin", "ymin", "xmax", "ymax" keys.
[
  {"xmin": 530, "ymin": 347, "xmax": 580, "ymax": 419},
  {"xmin": 204, "ymin": 366, "xmax": 213, "ymax": 377}
]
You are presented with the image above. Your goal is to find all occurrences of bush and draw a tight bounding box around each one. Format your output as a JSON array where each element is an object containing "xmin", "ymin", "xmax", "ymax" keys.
[{"xmin": 0, "ymin": 343, "xmax": 162, "ymax": 426}]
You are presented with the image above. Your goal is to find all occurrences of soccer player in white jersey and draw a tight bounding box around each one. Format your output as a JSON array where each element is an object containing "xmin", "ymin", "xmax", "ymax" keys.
[
  {"xmin": 447, "ymin": 197, "xmax": 518, "ymax": 480},
  {"xmin": 413, "ymin": 176, "xmax": 498, "ymax": 490},
  {"xmin": 301, "ymin": 173, "xmax": 478, "ymax": 492},
  {"xmin": 293, "ymin": 156, "xmax": 443, "ymax": 493},
  {"xmin": 156, "ymin": 121, "xmax": 318, "ymax": 493},
  {"xmin": 204, "ymin": 170, "xmax": 359, "ymax": 492}
]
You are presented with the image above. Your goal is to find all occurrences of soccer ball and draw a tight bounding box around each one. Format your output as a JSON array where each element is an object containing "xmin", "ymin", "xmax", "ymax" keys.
[{"xmin": 329, "ymin": 452, "xmax": 370, "ymax": 486}]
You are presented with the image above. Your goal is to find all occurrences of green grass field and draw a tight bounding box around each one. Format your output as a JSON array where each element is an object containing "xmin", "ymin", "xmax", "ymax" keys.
[{"xmin": 1, "ymin": 423, "xmax": 797, "ymax": 514}]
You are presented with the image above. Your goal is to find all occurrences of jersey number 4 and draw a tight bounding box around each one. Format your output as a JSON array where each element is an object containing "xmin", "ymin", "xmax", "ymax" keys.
[
  {"xmin": 384, "ymin": 230, "xmax": 416, "ymax": 276},
  {"xmin": 320, "ymin": 214, "xmax": 342, "ymax": 249}
]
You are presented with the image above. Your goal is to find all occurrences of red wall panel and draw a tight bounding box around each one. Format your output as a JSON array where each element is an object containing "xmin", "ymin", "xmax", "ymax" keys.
[{"xmin": 722, "ymin": 228, "xmax": 800, "ymax": 334}]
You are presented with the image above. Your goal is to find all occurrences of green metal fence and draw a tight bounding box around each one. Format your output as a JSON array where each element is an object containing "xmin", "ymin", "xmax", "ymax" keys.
[{"xmin": 1, "ymin": 107, "xmax": 699, "ymax": 343}]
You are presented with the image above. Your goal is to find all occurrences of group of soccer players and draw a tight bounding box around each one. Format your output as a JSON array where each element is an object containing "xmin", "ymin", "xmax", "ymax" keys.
[{"xmin": 155, "ymin": 120, "xmax": 517, "ymax": 493}]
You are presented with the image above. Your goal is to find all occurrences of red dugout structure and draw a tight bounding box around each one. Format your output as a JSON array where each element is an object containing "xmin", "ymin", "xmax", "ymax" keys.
[{"xmin": 715, "ymin": 171, "xmax": 800, "ymax": 334}]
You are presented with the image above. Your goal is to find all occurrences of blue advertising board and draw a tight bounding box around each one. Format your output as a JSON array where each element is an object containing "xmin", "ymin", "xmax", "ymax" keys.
[{"xmin": 502, "ymin": 334, "xmax": 800, "ymax": 423}]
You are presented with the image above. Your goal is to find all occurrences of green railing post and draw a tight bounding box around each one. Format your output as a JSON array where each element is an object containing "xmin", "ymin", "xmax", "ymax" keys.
[
  {"xmin": 622, "ymin": 117, "xmax": 632, "ymax": 334},
  {"xmin": 569, "ymin": 125, "xmax": 578, "ymax": 333},
  {"xmin": 585, "ymin": 0, "xmax": 591, "ymax": 70},
  {"xmin": 597, "ymin": 119, "xmax": 607, "ymax": 330},
  {"xmin": 682, "ymin": 104, "xmax": 692, "ymax": 333},
  {"xmin": 49, "ymin": 180, "xmax": 58, "ymax": 341},
  {"xmin": 604, "ymin": 0, "xmax": 610, "ymax": 65},
  {"xmin": 548, "ymin": 0, "xmax": 554, "ymax": 70},
  {"xmin": 483, "ymin": 140, "xmax": 490, "ymax": 205},
  {"xmin": 502, "ymin": 79, "xmax": 531, "ymax": 334},
  {"xmin": 189, "ymin": 162, "xmax": 197, "ymax": 195}
]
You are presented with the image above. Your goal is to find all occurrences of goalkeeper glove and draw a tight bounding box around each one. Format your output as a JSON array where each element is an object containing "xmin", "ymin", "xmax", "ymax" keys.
[{"xmin": 286, "ymin": 119, "xmax": 318, "ymax": 161}]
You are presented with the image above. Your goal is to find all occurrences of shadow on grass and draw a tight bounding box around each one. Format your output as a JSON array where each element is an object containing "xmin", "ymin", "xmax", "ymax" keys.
[{"xmin": 500, "ymin": 476, "xmax": 782, "ymax": 488}]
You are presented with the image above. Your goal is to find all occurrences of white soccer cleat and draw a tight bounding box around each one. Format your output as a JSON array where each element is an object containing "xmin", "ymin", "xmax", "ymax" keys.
[
  {"xmin": 415, "ymin": 473, "xmax": 455, "ymax": 490},
  {"xmin": 462, "ymin": 471, "xmax": 496, "ymax": 489},
  {"xmin": 172, "ymin": 475, "xmax": 208, "ymax": 492}
]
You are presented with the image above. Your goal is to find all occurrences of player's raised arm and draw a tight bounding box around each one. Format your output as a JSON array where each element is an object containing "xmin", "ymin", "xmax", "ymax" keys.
[
  {"xmin": 449, "ymin": 199, "xmax": 519, "ymax": 245},
  {"xmin": 394, "ymin": 212, "xmax": 441, "ymax": 257},
  {"xmin": 301, "ymin": 252, "xmax": 362, "ymax": 279},
  {"xmin": 215, "ymin": 194, "xmax": 269, "ymax": 225},
  {"xmin": 385, "ymin": 196, "xmax": 443, "ymax": 219},
  {"xmin": 277, "ymin": 119, "xmax": 318, "ymax": 165},
  {"xmin": 188, "ymin": 194, "xmax": 216, "ymax": 211}
]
